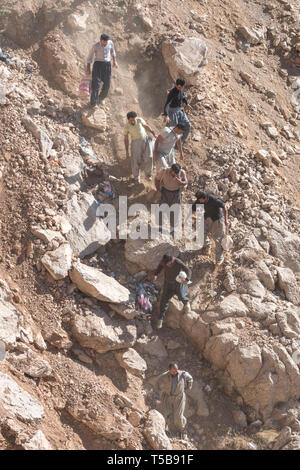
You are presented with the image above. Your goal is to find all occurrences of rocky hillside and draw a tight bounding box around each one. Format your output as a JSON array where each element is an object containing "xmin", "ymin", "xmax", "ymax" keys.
[{"xmin": 0, "ymin": 0, "xmax": 300, "ymax": 451}]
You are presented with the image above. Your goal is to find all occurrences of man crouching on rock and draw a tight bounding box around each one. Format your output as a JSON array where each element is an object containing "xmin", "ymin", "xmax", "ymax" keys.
[
  {"xmin": 152, "ymin": 253, "xmax": 191, "ymax": 329},
  {"xmin": 156, "ymin": 362, "xmax": 193, "ymax": 439}
]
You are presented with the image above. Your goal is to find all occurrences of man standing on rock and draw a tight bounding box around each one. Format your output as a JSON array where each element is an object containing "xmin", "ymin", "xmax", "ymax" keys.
[
  {"xmin": 87, "ymin": 33, "xmax": 118, "ymax": 108},
  {"xmin": 163, "ymin": 78, "xmax": 192, "ymax": 147},
  {"xmin": 153, "ymin": 124, "xmax": 185, "ymax": 171},
  {"xmin": 154, "ymin": 163, "xmax": 187, "ymax": 233},
  {"xmin": 124, "ymin": 111, "xmax": 156, "ymax": 183},
  {"xmin": 156, "ymin": 362, "xmax": 193, "ymax": 439},
  {"xmin": 153, "ymin": 253, "xmax": 191, "ymax": 329},
  {"xmin": 192, "ymin": 191, "xmax": 229, "ymax": 265}
]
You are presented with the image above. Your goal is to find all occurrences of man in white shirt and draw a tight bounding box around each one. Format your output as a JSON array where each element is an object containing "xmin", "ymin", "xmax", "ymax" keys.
[
  {"xmin": 153, "ymin": 124, "xmax": 184, "ymax": 171},
  {"xmin": 87, "ymin": 33, "xmax": 118, "ymax": 107}
]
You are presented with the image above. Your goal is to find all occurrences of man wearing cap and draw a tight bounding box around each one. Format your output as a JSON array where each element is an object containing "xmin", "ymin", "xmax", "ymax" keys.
[
  {"xmin": 153, "ymin": 253, "xmax": 191, "ymax": 329},
  {"xmin": 87, "ymin": 33, "xmax": 118, "ymax": 107},
  {"xmin": 156, "ymin": 362, "xmax": 193, "ymax": 439}
]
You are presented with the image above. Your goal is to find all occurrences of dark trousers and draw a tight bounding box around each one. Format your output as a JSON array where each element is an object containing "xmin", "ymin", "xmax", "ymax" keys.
[
  {"xmin": 159, "ymin": 280, "xmax": 189, "ymax": 320},
  {"xmin": 90, "ymin": 61, "xmax": 111, "ymax": 106},
  {"xmin": 159, "ymin": 187, "xmax": 182, "ymax": 233}
]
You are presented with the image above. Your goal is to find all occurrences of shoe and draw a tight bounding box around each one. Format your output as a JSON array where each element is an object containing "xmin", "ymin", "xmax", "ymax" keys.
[
  {"xmin": 180, "ymin": 431, "xmax": 187, "ymax": 439},
  {"xmin": 157, "ymin": 319, "xmax": 163, "ymax": 329},
  {"xmin": 183, "ymin": 302, "xmax": 191, "ymax": 314}
]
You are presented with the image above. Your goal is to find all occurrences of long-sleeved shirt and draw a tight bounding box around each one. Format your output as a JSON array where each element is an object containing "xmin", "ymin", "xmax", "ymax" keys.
[
  {"xmin": 192, "ymin": 194, "xmax": 225, "ymax": 221},
  {"xmin": 87, "ymin": 40, "xmax": 116, "ymax": 64},
  {"xmin": 164, "ymin": 87, "xmax": 188, "ymax": 115},
  {"xmin": 154, "ymin": 256, "xmax": 191, "ymax": 281},
  {"xmin": 158, "ymin": 370, "xmax": 193, "ymax": 398}
]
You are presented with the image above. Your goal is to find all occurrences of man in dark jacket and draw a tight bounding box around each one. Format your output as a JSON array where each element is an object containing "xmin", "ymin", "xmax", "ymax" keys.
[
  {"xmin": 192, "ymin": 191, "xmax": 229, "ymax": 265},
  {"xmin": 153, "ymin": 253, "xmax": 191, "ymax": 329},
  {"xmin": 163, "ymin": 78, "xmax": 191, "ymax": 146}
]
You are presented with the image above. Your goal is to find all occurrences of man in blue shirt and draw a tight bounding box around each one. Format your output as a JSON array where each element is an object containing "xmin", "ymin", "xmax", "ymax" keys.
[
  {"xmin": 192, "ymin": 192, "xmax": 229, "ymax": 265},
  {"xmin": 163, "ymin": 78, "xmax": 191, "ymax": 146}
]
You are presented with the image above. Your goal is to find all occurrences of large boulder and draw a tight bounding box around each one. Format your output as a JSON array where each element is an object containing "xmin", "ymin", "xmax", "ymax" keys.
[
  {"xmin": 67, "ymin": 11, "xmax": 88, "ymax": 31},
  {"xmin": 186, "ymin": 380, "xmax": 209, "ymax": 417},
  {"xmin": 237, "ymin": 25, "xmax": 265, "ymax": 45},
  {"xmin": 181, "ymin": 312, "xmax": 211, "ymax": 351},
  {"xmin": 125, "ymin": 238, "xmax": 179, "ymax": 272},
  {"xmin": 277, "ymin": 267, "xmax": 300, "ymax": 305},
  {"xmin": 21, "ymin": 430, "xmax": 53, "ymax": 450},
  {"xmin": 219, "ymin": 295, "xmax": 248, "ymax": 318},
  {"xmin": 143, "ymin": 410, "xmax": 171, "ymax": 450},
  {"xmin": 41, "ymin": 243, "xmax": 72, "ymax": 280},
  {"xmin": 226, "ymin": 344, "xmax": 263, "ymax": 390},
  {"xmin": 60, "ymin": 153, "xmax": 84, "ymax": 190},
  {"xmin": 64, "ymin": 193, "xmax": 111, "ymax": 258},
  {"xmin": 114, "ymin": 348, "xmax": 147, "ymax": 377},
  {"xmin": 136, "ymin": 335, "xmax": 168, "ymax": 358},
  {"xmin": 204, "ymin": 333, "xmax": 239, "ymax": 370},
  {"xmin": 0, "ymin": 280, "xmax": 23, "ymax": 349},
  {"xmin": 269, "ymin": 229, "xmax": 300, "ymax": 275},
  {"xmin": 70, "ymin": 262, "xmax": 130, "ymax": 303},
  {"xmin": 162, "ymin": 37, "xmax": 208, "ymax": 85},
  {"xmin": 82, "ymin": 108, "xmax": 107, "ymax": 131},
  {"xmin": 7, "ymin": 349, "xmax": 52, "ymax": 378},
  {"xmin": 0, "ymin": 372, "xmax": 44, "ymax": 423},
  {"xmin": 71, "ymin": 310, "xmax": 137, "ymax": 353}
]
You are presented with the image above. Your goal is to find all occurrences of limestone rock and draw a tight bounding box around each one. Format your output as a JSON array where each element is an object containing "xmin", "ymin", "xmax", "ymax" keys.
[
  {"xmin": 226, "ymin": 344, "xmax": 262, "ymax": 390},
  {"xmin": 256, "ymin": 261, "xmax": 275, "ymax": 290},
  {"xmin": 71, "ymin": 310, "xmax": 137, "ymax": 353},
  {"xmin": 143, "ymin": 410, "xmax": 171, "ymax": 450},
  {"xmin": 277, "ymin": 267, "xmax": 300, "ymax": 305},
  {"xmin": 204, "ymin": 333, "xmax": 239, "ymax": 370},
  {"xmin": 21, "ymin": 430, "xmax": 53, "ymax": 450},
  {"xmin": 114, "ymin": 348, "xmax": 147, "ymax": 377},
  {"xmin": 22, "ymin": 116, "xmax": 53, "ymax": 158},
  {"xmin": 70, "ymin": 262, "xmax": 130, "ymax": 303},
  {"xmin": 269, "ymin": 229, "xmax": 300, "ymax": 275},
  {"xmin": 31, "ymin": 227, "xmax": 65, "ymax": 245},
  {"xmin": 82, "ymin": 107, "xmax": 107, "ymax": 131},
  {"xmin": 125, "ymin": 238, "xmax": 179, "ymax": 272},
  {"xmin": 232, "ymin": 409, "xmax": 248, "ymax": 428},
  {"xmin": 219, "ymin": 295, "xmax": 248, "ymax": 317},
  {"xmin": 60, "ymin": 153, "xmax": 84, "ymax": 190},
  {"xmin": 67, "ymin": 12, "xmax": 88, "ymax": 31},
  {"xmin": 181, "ymin": 312, "xmax": 211, "ymax": 351},
  {"xmin": 0, "ymin": 372, "xmax": 44, "ymax": 423},
  {"xmin": 136, "ymin": 335, "xmax": 168, "ymax": 358},
  {"xmin": 109, "ymin": 302, "xmax": 138, "ymax": 320},
  {"xmin": 0, "ymin": 294, "xmax": 23, "ymax": 349},
  {"xmin": 64, "ymin": 193, "xmax": 111, "ymax": 258},
  {"xmin": 162, "ymin": 37, "xmax": 208, "ymax": 85},
  {"xmin": 7, "ymin": 349, "xmax": 52, "ymax": 378},
  {"xmin": 245, "ymin": 280, "xmax": 265, "ymax": 299},
  {"xmin": 41, "ymin": 243, "xmax": 72, "ymax": 280},
  {"xmin": 238, "ymin": 25, "xmax": 265, "ymax": 45}
]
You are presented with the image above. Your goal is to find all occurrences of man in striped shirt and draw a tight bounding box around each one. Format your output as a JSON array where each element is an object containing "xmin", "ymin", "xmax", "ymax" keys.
[{"xmin": 87, "ymin": 33, "xmax": 118, "ymax": 107}]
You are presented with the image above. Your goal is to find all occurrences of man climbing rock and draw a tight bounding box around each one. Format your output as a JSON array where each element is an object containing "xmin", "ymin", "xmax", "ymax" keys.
[
  {"xmin": 153, "ymin": 124, "xmax": 185, "ymax": 171},
  {"xmin": 163, "ymin": 78, "xmax": 192, "ymax": 147},
  {"xmin": 153, "ymin": 253, "xmax": 191, "ymax": 329},
  {"xmin": 124, "ymin": 111, "xmax": 156, "ymax": 183},
  {"xmin": 156, "ymin": 362, "xmax": 193, "ymax": 439},
  {"xmin": 192, "ymin": 191, "xmax": 229, "ymax": 265},
  {"xmin": 87, "ymin": 33, "xmax": 118, "ymax": 108},
  {"xmin": 154, "ymin": 163, "xmax": 187, "ymax": 233}
]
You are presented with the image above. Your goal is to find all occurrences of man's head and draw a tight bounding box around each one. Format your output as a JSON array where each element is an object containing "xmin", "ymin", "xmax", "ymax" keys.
[
  {"xmin": 173, "ymin": 124, "xmax": 185, "ymax": 135},
  {"xmin": 163, "ymin": 253, "xmax": 174, "ymax": 266},
  {"xmin": 100, "ymin": 33, "xmax": 110, "ymax": 46},
  {"xmin": 127, "ymin": 111, "xmax": 137, "ymax": 125},
  {"xmin": 169, "ymin": 362, "xmax": 179, "ymax": 375},
  {"xmin": 195, "ymin": 191, "xmax": 208, "ymax": 203},
  {"xmin": 175, "ymin": 78, "xmax": 186, "ymax": 91},
  {"xmin": 170, "ymin": 163, "xmax": 181, "ymax": 177}
]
